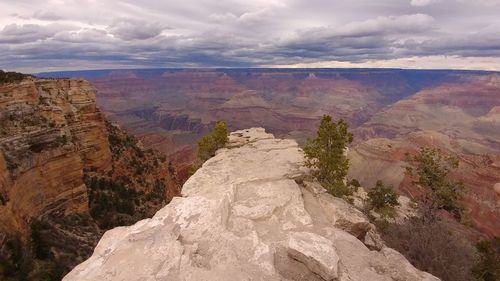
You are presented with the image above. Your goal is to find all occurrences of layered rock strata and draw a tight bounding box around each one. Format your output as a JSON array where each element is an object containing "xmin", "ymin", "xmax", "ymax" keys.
[
  {"xmin": 0, "ymin": 78, "xmax": 112, "ymax": 238},
  {"xmin": 0, "ymin": 78, "xmax": 180, "ymax": 275}
]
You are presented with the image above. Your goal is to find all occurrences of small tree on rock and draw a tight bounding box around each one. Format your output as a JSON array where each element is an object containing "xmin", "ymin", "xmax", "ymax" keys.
[
  {"xmin": 191, "ymin": 121, "xmax": 229, "ymax": 174},
  {"xmin": 304, "ymin": 115, "xmax": 353, "ymax": 197}
]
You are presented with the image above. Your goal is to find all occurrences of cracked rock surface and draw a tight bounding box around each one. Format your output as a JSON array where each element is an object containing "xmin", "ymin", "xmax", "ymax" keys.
[{"xmin": 64, "ymin": 128, "xmax": 439, "ymax": 281}]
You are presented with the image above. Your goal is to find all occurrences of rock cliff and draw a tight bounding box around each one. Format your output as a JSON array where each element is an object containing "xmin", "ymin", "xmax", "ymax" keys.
[
  {"xmin": 65, "ymin": 128, "xmax": 438, "ymax": 281},
  {"xmin": 0, "ymin": 77, "xmax": 180, "ymax": 279},
  {"xmin": 0, "ymin": 78, "xmax": 112, "ymax": 237}
]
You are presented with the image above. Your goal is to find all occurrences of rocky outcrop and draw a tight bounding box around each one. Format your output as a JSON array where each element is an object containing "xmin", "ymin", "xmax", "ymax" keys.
[{"xmin": 65, "ymin": 128, "xmax": 438, "ymax": 281}]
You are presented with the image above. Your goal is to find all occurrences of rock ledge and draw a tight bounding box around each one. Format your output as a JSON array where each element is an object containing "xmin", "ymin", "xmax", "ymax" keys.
[{"xmin": 64, "ymin": 128, "xmax": 439, "ymax": 281}]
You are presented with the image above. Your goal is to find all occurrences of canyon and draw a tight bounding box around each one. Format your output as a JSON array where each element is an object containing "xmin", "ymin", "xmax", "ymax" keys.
[
  {"xmin": 40, "ymin": 68, "xmax": 500, "ymax": 237},
  {"xmin": 0, "ymin": 68, "xmax": 496, "ymax": 279}
]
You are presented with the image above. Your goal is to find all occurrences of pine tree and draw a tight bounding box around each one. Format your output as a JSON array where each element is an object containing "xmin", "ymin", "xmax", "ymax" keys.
[{"xmin": 304, "ymin": 115, "xmax": 353, "ymax": 197}]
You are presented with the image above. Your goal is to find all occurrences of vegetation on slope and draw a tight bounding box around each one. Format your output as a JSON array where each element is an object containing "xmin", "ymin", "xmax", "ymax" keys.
[
  {"xmin": 472, "ymin": 238, "xmax": 500, "ymax": 281},
  {"xmin": 405, "ymin": 147, "xmax": 464, "ymax": 219},
  {"xmin": 85, "ymin": 120, "xmax": 180, "ymax": 230},
  {"xmin": 0, "ymin": 120, "xmax": 180, "ymax": 280},
  {"xmin": 378, "ymin": 147, "xmax": 497, "ymax": 281},
  {"xmin": 304, "ymin": 117, "xmax": 496, "ymax": 281}
]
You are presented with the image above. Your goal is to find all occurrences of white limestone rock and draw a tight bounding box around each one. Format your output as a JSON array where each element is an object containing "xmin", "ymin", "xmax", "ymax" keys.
[{"xmin": 64, "ymin": 128, "xmax": 439, "ymax": 281}]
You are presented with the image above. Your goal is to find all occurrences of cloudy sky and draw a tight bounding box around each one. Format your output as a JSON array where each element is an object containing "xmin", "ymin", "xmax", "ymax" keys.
[{"xmin": 1, "ymin": 0, "xmax": 500, "ymax": 72}]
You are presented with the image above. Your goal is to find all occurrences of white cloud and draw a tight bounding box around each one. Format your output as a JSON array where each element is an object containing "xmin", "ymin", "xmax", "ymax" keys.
[
  {"xmin": 0, "ymin": 23, "xmax": 76, "ymax": 43},
  {"xmin": 107, "ymin": 18, "xmax": 165, "ymax": 40},
  {"xmin": 271, "ymin": 55, "xmax": 500, "ymax": 71},
  {"xmin": 209, "ymin": 12, "xmax": 238, "ymax": 23},
  {"xmin": 33, "ymin": 10, "xmax": 64, "ymax": 21},
  {"xmin": 410, "ymin": 0, "xmax": 439, "ymax": 7},
  {"xmin": 237, "ymin": 8, "xmax": 274, "ymax": 25},
  {"xmin": 335, "ymin": 14, "xmax": 435, "ymax": 37}
]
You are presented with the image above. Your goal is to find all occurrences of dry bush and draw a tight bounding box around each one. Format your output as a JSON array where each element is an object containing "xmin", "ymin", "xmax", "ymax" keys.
[{"xmin": 381, "ymin": 217, "xmax": 478, "ymax": 281}]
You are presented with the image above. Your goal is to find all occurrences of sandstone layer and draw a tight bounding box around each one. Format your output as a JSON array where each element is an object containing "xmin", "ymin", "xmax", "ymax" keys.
[
  {"xmin": 0, "ymin": 78, "xmax": 112, "ymax": 238},
  {"xmin": 65, "ymin": 128, "xmax": 438, "ymax": 281}
]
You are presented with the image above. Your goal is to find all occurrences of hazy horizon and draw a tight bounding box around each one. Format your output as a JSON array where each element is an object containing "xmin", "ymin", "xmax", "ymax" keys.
[{"xmin": 32, "ymin": 66, "xmax": 500, "ymax": 77}]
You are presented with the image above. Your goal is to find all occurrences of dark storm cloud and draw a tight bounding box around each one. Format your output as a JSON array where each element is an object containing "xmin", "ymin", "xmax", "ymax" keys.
[{"xmin": 0, "ymin": 0, "xmax": 500, "ymax": 71}]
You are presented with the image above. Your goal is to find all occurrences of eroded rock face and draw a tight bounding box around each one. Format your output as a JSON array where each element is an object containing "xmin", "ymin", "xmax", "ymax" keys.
[
  {"xmin": 0, "ymin": 78, "xmax": 180, "ymax": 273},
  {"xmin": 0, "ymin": 79, "xmax": 112, "ymax": 236},
  {"xmin": 65, "ymin": 128, "xmax": 439, "ymax": 281}
]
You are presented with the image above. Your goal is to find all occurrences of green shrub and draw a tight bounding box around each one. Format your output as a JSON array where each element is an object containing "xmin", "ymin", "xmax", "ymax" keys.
[
  {"xmin": 324, "ymin": 181, "xmax": 356, "ymax": 198},
  {"xmin": 367, "ymin": 180, "xmax": 399, "ymax": 211},
  {"xmin": 30, "ymin": 221, "xmax": 52, "ymax": 260},
  {"xmin": 29, "ymin": 142, "xmax": 46, "ymax": 153},
  {"xmin": 0, "ymin": 70, "xmax": 31, "ymax": 84},
  {"xmin": 348, "ymin": 179, "xmax": 361, "ymax": 188},
  {"xmin": 197, "ymin": 134, "xmax": 217, "ymax": 162}
]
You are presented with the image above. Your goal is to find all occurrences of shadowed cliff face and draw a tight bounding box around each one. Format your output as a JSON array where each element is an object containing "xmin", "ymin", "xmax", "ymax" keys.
[{"xmin": 0, "ymin": 78, "xmax": 180, "ymax": 279}]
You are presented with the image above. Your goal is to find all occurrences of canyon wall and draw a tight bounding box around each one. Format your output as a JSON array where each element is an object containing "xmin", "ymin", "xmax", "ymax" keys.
[
  {"xmin": 0, "ymin": 78, "xmax": 180, "ymax": 278},
  {"xmin": 0, "ymin": 78, "xmax": 112, "ymax": 238}
]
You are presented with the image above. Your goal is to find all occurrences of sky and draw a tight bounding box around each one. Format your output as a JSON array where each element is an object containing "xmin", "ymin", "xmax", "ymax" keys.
[{"xmin": 1, "ymin": 0, "xmax": 500, "ymax": 73}]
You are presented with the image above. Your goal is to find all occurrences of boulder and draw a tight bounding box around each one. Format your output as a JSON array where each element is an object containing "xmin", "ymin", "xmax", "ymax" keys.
[{"xmin": 287, "ymin": 232, "xmax": 339, "ymax": 281}]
